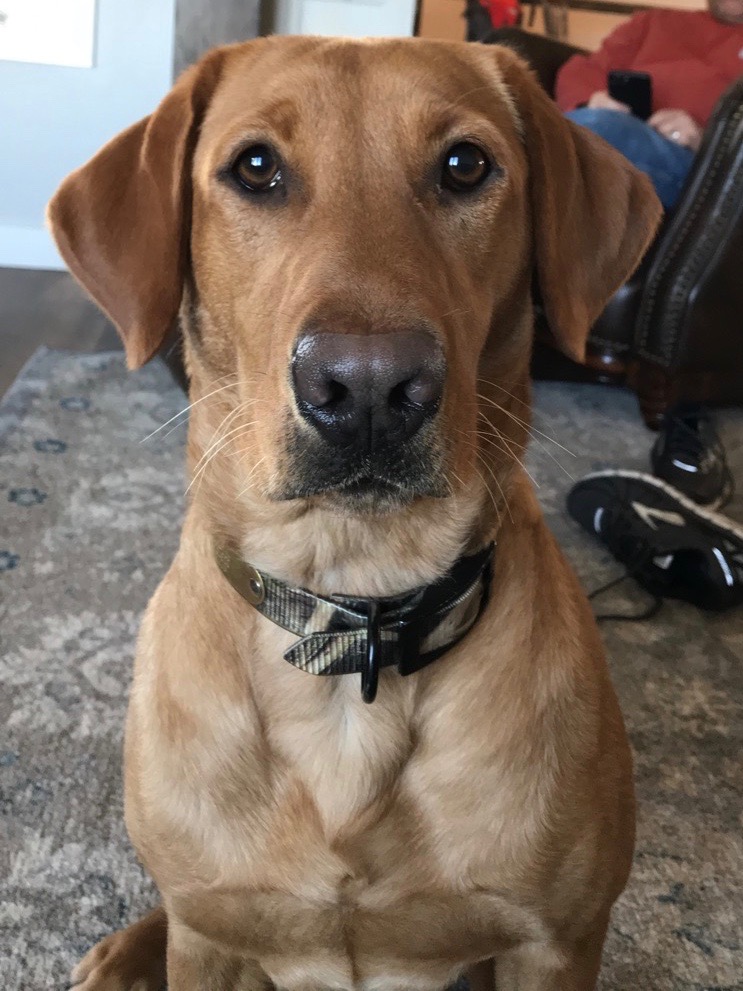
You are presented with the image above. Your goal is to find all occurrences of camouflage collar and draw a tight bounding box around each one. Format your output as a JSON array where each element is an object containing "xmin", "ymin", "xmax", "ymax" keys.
[{"xmin": 215, "ymin": 542, "xmax": 495, "ymax": 703}]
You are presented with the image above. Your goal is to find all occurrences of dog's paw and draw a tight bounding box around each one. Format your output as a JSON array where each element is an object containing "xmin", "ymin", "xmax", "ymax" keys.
[
  {"xmin": 70, "ymin": 909, "xmax": 167, "ymax": 991},
  {"xmin": 70, "ymin": 933, "xmax": 160, "ymax": 990}
]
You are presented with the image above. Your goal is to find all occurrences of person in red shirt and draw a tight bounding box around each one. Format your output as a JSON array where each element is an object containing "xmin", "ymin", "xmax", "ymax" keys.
[{"xmin": 555, "ymin": 0, "xmax": 743, "ymax": 207}]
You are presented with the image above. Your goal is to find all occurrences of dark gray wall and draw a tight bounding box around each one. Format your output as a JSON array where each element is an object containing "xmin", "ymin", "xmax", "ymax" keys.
[
  {"xmin": 260, "ymin": 0, "xmax": 278, "ymax": 34},
  {"xmin": 174, "ymin": 0, "xmax": 262, "ymax": 75}
]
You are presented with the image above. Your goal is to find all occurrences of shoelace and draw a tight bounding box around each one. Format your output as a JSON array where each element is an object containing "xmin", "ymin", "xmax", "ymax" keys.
[
  {"xmin": 587, "ymin": 506, "xmax": 664, "ymax": 622},
  {"xmin": 663, "ymin": 409, "xmax": 734, "ymax": 509}
]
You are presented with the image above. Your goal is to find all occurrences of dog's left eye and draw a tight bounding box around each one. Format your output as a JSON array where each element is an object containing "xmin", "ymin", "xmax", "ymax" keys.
[
  {"xmin": 442, "ymin": 143, "xmax": 491, "ymax": 192},
  {"xmin": 232, "ymin": 144, "xmax": 283, "ymax": 192}
]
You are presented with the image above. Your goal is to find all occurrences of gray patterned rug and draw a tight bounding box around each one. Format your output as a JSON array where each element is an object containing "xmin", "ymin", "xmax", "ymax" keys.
[{"xmin": 1, "ymin": 348, "xmax": 742, "ymax": 991}]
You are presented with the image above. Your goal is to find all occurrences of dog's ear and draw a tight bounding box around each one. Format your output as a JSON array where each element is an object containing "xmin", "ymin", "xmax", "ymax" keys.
[
  {"xmin": 47, "ymin": 49, "xmax": 226, "ymax": 369},
  {"xmin": 498, "ymin": 52, "xmax": 662, "ymax": 363}
]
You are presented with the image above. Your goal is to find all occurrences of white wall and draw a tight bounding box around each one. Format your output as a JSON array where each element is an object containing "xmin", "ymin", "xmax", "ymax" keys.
[
  {"xmin": 273, "ymin": 0, "xmax": 417, "ymax": 37},
  {"xmin": 0, "ymin": 0, "xmax": 97, "ymax": 68},
  {"xmin": 0, "ymin": 0, "xmax": 176, "ymax": 270}
]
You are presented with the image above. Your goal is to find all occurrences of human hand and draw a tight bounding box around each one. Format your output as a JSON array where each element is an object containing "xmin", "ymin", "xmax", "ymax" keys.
[
  {"xmin": 648, "ymin": 109, "xmax": 703, "ymax": 152},
  {"xmin": 587, "ymin": 90, "xmax": 631, "ymax": 113}
]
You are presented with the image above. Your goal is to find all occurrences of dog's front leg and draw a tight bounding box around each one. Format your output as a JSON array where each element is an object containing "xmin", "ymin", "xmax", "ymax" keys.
[
  {"xmin": 494, "ymin": 916, "xmax": 609, "ymax": 991},
  {"xmin": 167, "ymin": 917, "xmax": 272, "ymax": 991}
]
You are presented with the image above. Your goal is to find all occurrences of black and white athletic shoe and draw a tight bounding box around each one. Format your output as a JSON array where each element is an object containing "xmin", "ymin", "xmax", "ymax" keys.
[
  {"xmin": 651, "ymin": 403, "xmax": 733, "ymax": 508},
  {"xmin": 567, "ymin": 470, "xmax": 743, "ymax": 612}
]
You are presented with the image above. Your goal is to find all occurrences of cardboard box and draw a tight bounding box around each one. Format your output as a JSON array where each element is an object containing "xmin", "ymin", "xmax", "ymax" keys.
[{"xmin": 418, "ymin": 0, "xmax": 467, "ymax": 41}]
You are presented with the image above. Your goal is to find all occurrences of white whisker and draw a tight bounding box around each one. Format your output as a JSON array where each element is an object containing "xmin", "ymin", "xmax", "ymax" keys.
[
  {"xmin": 477, "ymin": 454, "xmax": 512, "ymax": 524},
  {"xmin": 476, "ymin": 391, "xmax": 575, "ymax": 457},
  {"xmin": 187, "ymin": 422, "xmax": 258, "ymax": 496},
  {"xmin": 477, "ymin": 377, "xmax": 577, "ymax": 453},
  {"xmin": 477, "ymin": 415, "xmax": 539, "ymax": 489},
  {"xmin": 140, "ymin": 377, "xmax": 239, "ymax": 443},
  {"xmin": 236, "ymin": 455, "xmax": 269, "ymax": 501},
  {"xmin": 189, "ymin": 400, "xmax": 262, "ymax": 480},
  {"xmin": 476, "ymin": 393, "xmax": 575, "ymax": 481}
]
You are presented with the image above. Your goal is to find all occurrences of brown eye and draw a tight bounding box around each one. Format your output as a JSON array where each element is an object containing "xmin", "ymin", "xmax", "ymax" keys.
[
  {"xmin": 232, "ymin": 144, "xmax": 282, "ymax": 192},
  {"xmin": 442, "ymin": 142, "xmax": 490, "ymax": 192}
]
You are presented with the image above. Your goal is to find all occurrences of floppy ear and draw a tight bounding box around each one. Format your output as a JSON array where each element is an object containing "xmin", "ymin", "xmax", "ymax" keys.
[
  {"xmin": 47, "ymin": 49, "xmax": 226, "ymax": 369},
  {"xmin": 499, "ymin": 52, "xmax": 663, "ymax": 363}
]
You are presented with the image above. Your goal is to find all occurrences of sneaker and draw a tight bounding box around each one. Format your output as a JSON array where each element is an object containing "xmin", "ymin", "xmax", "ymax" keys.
[
  {"xmin": 651, "ymin": 403, "xmax": 733, "ymax": 508},
  {"xmin": 567, "ymin": 469, "xmax": 743, "ymax": 611}
]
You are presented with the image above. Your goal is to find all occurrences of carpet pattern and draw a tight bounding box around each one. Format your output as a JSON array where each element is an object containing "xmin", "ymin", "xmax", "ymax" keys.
[{"xmin": 1, "ymin": 348, "xmax": 742, "ymax": 990}]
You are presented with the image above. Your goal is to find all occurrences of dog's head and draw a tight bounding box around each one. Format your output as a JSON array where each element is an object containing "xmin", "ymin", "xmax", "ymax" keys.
[{"xmin": 49, "ymin": 37, "xmax": 660, "ymax": 521}]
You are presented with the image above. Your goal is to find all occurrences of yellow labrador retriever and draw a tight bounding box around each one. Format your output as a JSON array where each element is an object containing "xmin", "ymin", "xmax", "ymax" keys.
[{"xmin": 49, "ymin": 36, "xmax": 661, "ymax": 991}]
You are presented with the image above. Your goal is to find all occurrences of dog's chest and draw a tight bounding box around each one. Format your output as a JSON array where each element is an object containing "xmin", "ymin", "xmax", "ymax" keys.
[
  {"xmin": 171, "ymin": 777, "xmax": 539, "ymax": 991},
  {"xmin": 266, "ymin": 679, "xmax": 416, "ymax": 831},
  {"xmin": 163, "ymin": 686, "xmax": 549, "ymax": 989}
]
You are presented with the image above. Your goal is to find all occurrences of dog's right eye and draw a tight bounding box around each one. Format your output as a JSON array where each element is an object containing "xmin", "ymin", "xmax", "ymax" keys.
[
  {"xmin": 232, "ymin": 145, "xmax": 283, "ymax": 193},
  {"xmin": 441, "ymin": 143, "xmax": 491, "ymax": 193}
]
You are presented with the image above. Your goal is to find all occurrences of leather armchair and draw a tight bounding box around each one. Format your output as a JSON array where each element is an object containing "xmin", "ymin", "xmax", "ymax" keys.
[{"xmin": 474, "ymin": 25, "xmax": 743, "ymax": 427}]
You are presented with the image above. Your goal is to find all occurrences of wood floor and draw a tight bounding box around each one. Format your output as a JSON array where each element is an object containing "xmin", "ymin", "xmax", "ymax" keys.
[{"xmin": 0, "ymin": 267, "xmax": 121, "ymax": 399}]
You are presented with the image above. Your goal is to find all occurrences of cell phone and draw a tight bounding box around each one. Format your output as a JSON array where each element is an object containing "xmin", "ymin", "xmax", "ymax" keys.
[{"xmin": 608, "ymin": 70, "xmax": 653, "ymax": 120}]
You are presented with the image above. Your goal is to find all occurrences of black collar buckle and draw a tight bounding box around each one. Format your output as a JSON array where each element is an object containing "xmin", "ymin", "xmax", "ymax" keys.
[{"xmin": 361, "ymin": 600, "xmax": 381, "ymax": 703}]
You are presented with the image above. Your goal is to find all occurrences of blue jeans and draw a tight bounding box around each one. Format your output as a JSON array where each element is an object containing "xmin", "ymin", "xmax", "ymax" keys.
[{"xmin": 566, "ymin": 108, "xmax": 694, "ymax": 210}]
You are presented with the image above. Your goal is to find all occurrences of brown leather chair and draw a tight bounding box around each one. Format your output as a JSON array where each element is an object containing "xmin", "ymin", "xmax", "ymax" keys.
[{"xmin": 468, "ymin": 25, "xmax": 743, "ymax": 427}]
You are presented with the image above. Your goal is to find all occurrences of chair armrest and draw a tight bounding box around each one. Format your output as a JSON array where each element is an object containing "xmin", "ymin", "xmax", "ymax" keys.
[
  {"xmin": 479, "ymin": 27, "xmax": 587, "ymax": 94},
  {"xmin": 635, "ymin": 76, "xmax": 743, "ymax": 370}
]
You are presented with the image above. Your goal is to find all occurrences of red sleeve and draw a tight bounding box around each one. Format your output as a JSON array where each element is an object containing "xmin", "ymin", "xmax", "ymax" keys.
[{"xmin": 555, "ymin": 12, "xmax": 653, "ymax": 111}]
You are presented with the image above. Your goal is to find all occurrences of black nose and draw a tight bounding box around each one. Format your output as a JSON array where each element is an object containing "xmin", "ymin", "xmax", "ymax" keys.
[{"xmin": 292, "ymin": 329, "xmax": 445, "ymax": 448}]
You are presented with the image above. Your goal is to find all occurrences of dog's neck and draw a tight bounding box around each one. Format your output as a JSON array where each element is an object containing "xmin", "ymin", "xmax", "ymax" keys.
[
  {"xmin": 187, "ymin": 480, "xmax": 494, "ymax": 599},
  {"xmin": 247, "ymin": 494, "xmax": 490, "ymax": 598}
]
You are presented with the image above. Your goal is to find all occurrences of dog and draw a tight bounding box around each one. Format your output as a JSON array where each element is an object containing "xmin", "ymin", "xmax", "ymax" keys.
[{"xmin": 49, "ymin": 35, "xmax": 661, "ymax": 991}]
